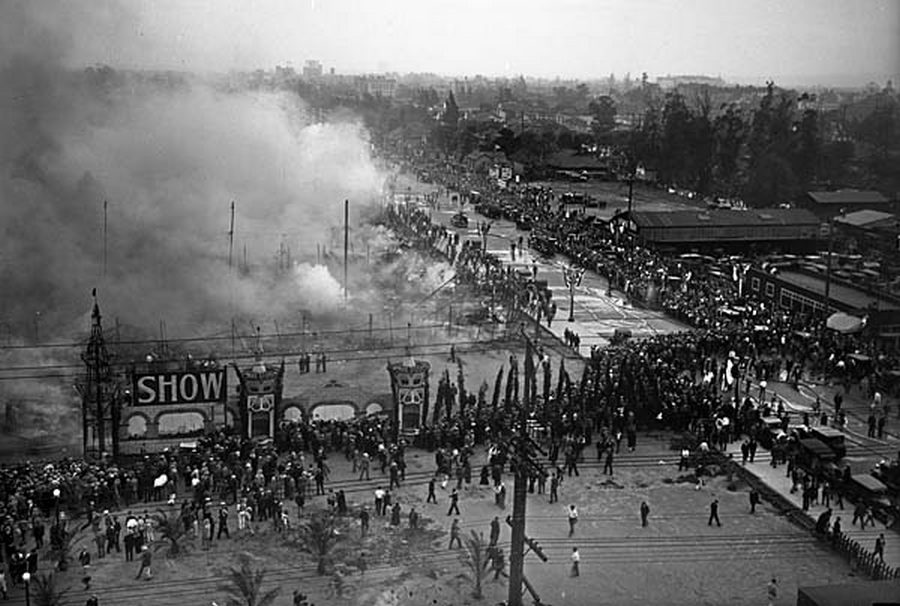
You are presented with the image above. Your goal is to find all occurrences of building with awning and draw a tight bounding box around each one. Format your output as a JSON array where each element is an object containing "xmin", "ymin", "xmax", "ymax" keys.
[
  {"xmin": 621, "ymin": 208, "xmax": 821, "ymax": 252},
  {"xmin": 746, "ymin": 265, "xmax": 900, "ymax": 344}
]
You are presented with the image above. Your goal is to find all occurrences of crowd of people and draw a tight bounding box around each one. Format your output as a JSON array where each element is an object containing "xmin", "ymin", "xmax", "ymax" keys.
[{"xmin": 2, "ymin": 165, "xmax": 899, "ymax": 597}]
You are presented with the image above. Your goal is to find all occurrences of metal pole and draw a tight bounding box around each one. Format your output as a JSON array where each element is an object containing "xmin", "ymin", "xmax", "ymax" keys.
[{"xmin": 568, "ymin": 283, "xmax": 575, "ymax": 322}]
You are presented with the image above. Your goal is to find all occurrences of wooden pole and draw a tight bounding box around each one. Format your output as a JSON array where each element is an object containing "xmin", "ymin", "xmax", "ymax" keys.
[
  {"xmin": 343, "ymin": 199, "xmax": 349, "ymax": 301},
  {"xmin": 103, "ymin": 200, "xmax": 108, "ymax": 277},
  {"xmin": 228, "ymin": 201, "xmax": 235, "ymax": 269},
  {"xmin": 507, "ymin": 337, "xmax": 533, "ymax": 606}
]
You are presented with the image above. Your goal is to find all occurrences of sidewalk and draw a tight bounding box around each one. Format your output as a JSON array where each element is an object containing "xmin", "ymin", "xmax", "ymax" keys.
[{"xmin": 744, "ymin": 451, "xmax": 900, "ymax": 572}]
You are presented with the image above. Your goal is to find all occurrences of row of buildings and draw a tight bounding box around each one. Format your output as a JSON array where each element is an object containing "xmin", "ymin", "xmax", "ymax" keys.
[{"xmin": 611, "ymin": 189, "xmax": 900, "ymax": 345}]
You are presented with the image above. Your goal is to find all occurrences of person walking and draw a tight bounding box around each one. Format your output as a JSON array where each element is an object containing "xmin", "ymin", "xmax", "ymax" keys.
[
  {"xmin": 358, "ymin": 453, "xmax": 371, "ymax": 481},
  {"xmin": 549, "ymin": 474, "xmax": 559, "ymax": 504},
  {"xmin": 567, "ymin": 504, "xmax": 579, "ymax": 537},
  {"xmin": 766, "ymin": 578, "xmax": 777, "ymax": 606},
  {"xmin": 447, "ymin": 488, "xmax": 460, "ymax": 516},
  {"xmin": 875, "ymin": 534, "xmax": 885, "ymax": 562},
  {"xmin": 491, "ymin": 547, "xmax": 506, "ymax": 581},
  {"xmin": 135, "ymin": 546, "xmax": 152, "ymax": 580},
  {"xmin": 359, "ymin": 508, "xmax": 370, "ymax": 538},
  {"xmin": 426, "ymin": 477, "xmax": 437, "ymax": 504},
  {"xmin": 708, "ymin": 498, "xmax": 721, "ymax": 527},
  {"xmin": 603, "ymin": 448, "xmax": 614, "ymax": 476},
  {"xmin": 749, "ymin": 489, "xmax": 760, "ymax": 514},
  {"xmin": 570, "ymin": 547, "xmax": 580, "ymax": 577},
  {"xmin": 448, "ymin": 518, "xmax": 462, "ymax": 549},
  {"xmin": 489, "ymin": 516, "xmax": 501, "ymax": 547},
  {"xmin": 640, "ymin": 501, "xmax": 650, "ymax": 527}
]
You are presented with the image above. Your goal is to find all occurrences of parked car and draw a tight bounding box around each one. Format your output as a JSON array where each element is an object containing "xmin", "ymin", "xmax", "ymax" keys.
[{"xmin": 809, "ymin": 426, "xmax": 846, "ymax": 459}]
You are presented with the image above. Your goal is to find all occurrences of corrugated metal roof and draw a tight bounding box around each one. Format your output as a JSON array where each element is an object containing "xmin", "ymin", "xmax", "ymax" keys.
[
  {"xmin": 630, "ymin": 208, "xmax": 820, "ymax": 229},
  {"xmin": 807, "ymin": 189, "xmax": 889, "ymax": 205},
  {"xmin": 833, "ymin": 209, "xmax": 896, "ymax": 227}
]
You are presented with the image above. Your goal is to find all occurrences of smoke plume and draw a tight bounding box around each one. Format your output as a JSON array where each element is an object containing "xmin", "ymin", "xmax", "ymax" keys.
[{"xmin": 0, "ymin": 1, "xmax": 386, "ymax": 343}]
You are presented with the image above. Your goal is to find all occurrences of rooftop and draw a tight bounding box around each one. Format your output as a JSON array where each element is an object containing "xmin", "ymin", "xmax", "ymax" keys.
[
  {"xmin": 630, "ymin": 208, "xmax": 819, "ymax": 229},
  {"xmin": 833, "ymin": 209, "xmax": 897, "ymax": 228},
  {"xmin": 776, "ymin": 270, "xmax": 900, "ymax": 312},
  {"xmin": 545, "ymin": 150, "xmax": 609, "ymax": 170},
  {"xmin": 807, "ymin": 189, "xmax": 889, "ymax": 205}
]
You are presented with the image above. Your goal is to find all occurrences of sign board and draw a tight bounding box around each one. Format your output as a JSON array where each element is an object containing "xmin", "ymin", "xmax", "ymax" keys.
[{"xmin": 133, "ymin": 369, "xmax": 227, "ymax": 406}]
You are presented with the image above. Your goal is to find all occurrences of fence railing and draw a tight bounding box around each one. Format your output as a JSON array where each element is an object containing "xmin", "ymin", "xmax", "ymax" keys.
[
  {"xmin": 727, "ymin": 456, "xmax": 899, "ymax": 581},
  {"xmin": 830, "ymin": 530, "xmax": 900, "ymax": 580}
]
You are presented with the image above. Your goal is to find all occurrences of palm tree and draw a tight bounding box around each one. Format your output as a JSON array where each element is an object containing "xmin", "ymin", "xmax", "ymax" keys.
[
  {"xmin": 294, "ymin": 511, "xmax": 343, "ymax": 575},
  {"xmin": 153, "ymin": 508, "xmax": 188, "ymax": 557},
  {"xmin": 32, "ymin": 573, "xmax": 69, "ymax": 606},
  {"xmin": 219, "ymin": 553, "xmax": 281, "ymax": 606},
  {"xmin": 459, "ymin": 530, "xmax": 491, "ymax": 599}
]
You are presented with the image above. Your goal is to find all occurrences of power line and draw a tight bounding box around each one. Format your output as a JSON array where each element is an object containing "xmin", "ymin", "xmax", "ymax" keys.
[
  {"xmin": 0, "ymin": 321, "xmax": 457, "ymax": 352},
  {"xmin": 0, "ymin": 338, "xmax": 513, "ymax": 382}
]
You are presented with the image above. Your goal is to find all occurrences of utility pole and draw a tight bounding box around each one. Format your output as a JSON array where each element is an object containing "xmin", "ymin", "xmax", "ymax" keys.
[
  {"xmin": 228, "ymin": 201, "xmax": 235, "ymax": 270},
  {"xmin": 507, "ymin": 336, "xmax": 547, "ymax": 606},
  {"xmin": 823, "ymin": 209, "xmax": 844, "ymax": 321},
  {"xmin": 103, "ymin": 200, "xmax": 108, "ymax": 278},
  {"xmin": 343, "ymin": 199, "xmax": 349, "ymax": 301},
  {"xmin": 627, "ymin": 175, "xmax": 635, "ymax": 215}
]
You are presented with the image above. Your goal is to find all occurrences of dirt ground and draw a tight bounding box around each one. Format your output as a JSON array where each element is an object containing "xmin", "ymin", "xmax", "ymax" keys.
[{"xmin": 30, "ymin": 431, "xmax": 859, "ymax": 606}]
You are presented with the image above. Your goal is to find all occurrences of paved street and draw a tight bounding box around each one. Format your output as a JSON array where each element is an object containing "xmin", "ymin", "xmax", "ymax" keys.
[{"xmin": 425, "ymin": 187, "xmax": 900, "ymax": 577}]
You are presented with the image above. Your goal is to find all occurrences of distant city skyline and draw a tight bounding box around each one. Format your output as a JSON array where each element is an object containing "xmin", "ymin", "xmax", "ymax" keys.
[{"xmin": 5, "ymin": 0, "xmax": 899, "ymax": 88}]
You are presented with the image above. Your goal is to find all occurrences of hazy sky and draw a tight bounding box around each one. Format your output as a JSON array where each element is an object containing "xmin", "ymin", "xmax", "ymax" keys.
[{"xmin": 30, "ymin": 0, "xmax": 900, "ymax": 85}]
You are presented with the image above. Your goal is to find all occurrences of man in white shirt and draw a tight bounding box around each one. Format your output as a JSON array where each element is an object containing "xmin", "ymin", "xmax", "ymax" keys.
[
  {"xmin": 567, "ymin": 505, "xmax": 578, "ymax": 537},
  {"xmin": 570, "ymin": 547, "xmax": 580, "ymax": 577}
]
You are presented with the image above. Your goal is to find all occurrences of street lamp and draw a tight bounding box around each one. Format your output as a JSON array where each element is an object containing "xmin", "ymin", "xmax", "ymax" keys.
[
  {"xmin": 22, "ymin": 571, "xmax": 31, "ymax": 606},
  {"xmin": 563, "ymin": 266, "xmax": 586, "ymax": 323},
  {"xmin": 53, "ymin": 487, "xmax": 61, "ymax": 523}
]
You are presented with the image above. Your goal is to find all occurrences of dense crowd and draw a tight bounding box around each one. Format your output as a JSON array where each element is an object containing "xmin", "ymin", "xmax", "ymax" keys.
[{"xmin": 2, "ymin": 168, "xmax": 899, "ymax": 595}]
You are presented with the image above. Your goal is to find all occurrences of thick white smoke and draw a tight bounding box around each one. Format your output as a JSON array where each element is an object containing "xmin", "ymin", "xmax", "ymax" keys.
[
  {"xmin": 0, "ymin": 8, "xmax": 386, "ymax": 340},
  {"xmin": 291, "ymin": 263, "xmax": 344, "ymax": 313}
]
